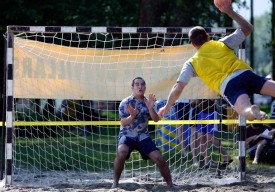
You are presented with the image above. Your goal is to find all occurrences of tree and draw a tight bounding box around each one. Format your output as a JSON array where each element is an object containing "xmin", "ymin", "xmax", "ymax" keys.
[
  {"xmin": 253, "ymin": 13, "xmax": 272, "ymax": 76},
  {"xmin": 139, "ymin": 0, "xmax": 225, "ymax": 27},
  {"xmin": 0, "ymin": 0, "xmax": 248, "ymax": 121}
]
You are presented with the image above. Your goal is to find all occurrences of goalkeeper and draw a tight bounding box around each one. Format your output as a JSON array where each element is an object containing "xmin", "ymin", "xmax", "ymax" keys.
[
  {"xmin": 158, "ymin": 1, "xmax": 275, "ymax": 121},
  {"xmin": 111, "ymin": 77, "xmax": 174, "ymax": 189}
]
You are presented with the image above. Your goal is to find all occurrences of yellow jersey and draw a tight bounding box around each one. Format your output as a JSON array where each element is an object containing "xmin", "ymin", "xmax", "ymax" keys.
[{"xmin": 189, "ymin": 40, "xmax": 252, "ymax": 94}]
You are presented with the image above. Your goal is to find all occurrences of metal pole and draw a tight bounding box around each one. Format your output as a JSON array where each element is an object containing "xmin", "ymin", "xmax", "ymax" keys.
[
  {"xmin": 0, "ymin": 33, "xmax": 7, "ymax": 180},
  {"xmin": 238, "ymin": 41, "xmax": 247, "ymax": 181},
  {"xmin": 250, "ymin": 0, "xmax": 254, "ymax": 104},
  {"xmin": 4, "ymin": 27, "xmax": 14, "ymax": 186}
]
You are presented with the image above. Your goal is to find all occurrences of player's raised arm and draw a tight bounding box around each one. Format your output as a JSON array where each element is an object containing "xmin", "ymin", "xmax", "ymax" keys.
[
  {"xmin": 214, "ymin": 0, "xmax": 253, "ymax": 37},
  {"xmin": 158, "ymin": 81, "xmax": 187, "ymax": 118}
]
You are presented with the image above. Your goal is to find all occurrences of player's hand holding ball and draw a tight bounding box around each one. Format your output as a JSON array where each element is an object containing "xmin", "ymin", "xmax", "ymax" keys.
[{"xmin": 214, "ymin": 0, "xmax": 232, "ymax": 13}]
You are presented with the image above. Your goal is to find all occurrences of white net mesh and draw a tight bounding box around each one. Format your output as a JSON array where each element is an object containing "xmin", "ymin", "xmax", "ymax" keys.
[{"xmin": 8, "ymin": 28, "xmax": 240, "ymax": 187}]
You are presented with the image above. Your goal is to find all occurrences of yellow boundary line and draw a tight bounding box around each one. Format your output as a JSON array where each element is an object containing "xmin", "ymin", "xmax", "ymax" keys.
[{"xmin": 1, "ymin": 119, "xmax": 275, "ymax": 126}]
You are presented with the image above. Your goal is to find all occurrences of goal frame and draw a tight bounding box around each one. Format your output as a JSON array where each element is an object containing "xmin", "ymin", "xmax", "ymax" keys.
[{"xmin": 2, "ymin": 25, "xmax": 248, "ymax": 187}]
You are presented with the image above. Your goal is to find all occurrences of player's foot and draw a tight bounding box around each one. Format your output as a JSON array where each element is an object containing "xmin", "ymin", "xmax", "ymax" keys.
[
  {"xmin": 204, "ymin": 160, "xmax": 218, "ymax": 168},
  {"xmin": 220, "ymin": 159, "xmax": 233, "ymax": 168},
  {"xmin": 111, "ymin": 183, "xmax": 118, "ymax": 189},
  {"xmin": 167, "ymin": 183, "xmax": 180, "ymax": 189},
  {"xmin": 182, "ymin": 149, "xmax": 188, "ymax": 157},
  {"xmin": 251, "ymin": 105, "xmax": 267, "ymax": 120},
  {"xmin": 192, "ymin": 159, "xmax": 199, "ymax": 167},
  {"xmin": 252, "ymin": 160, "xmax": 258, "ymax": 164}
]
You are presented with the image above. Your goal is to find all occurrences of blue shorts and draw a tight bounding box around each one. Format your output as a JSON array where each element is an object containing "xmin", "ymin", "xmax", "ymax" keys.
[
  {"xmin": 118, "ymin": 136, "xmax": 159, "ymax": 160},
  {"xmin": 224, "ymin": 70, "xmax": 268, "ymax": 106},
  {"xmin": 196, "ymin": 112, "xmax": 218, "ymax": 134}
]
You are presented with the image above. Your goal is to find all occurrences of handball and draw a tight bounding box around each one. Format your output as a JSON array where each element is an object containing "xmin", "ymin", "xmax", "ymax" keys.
[{"xmin": 214, "ymin": 0, "xmax": 232, "ymax": 8}]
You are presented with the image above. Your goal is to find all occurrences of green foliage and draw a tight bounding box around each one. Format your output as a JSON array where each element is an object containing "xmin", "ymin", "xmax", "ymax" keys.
[
  {"xmin": 13, "ymin": 126, "xmax": 237, "ymax": 172},
  {"xmin": 100, "ymin": 111, "xmax": 120, "ymax": 121},
  {"xmin": 0, "ymin": 0, "xmax": 140, "ymax": 27},
  {"xmin": 253, "ymin": 12, "xmax": 273, "ymax": 76},
  {"xmin": 0, "ymin": 0, "xmax": 245, "ymax": 29},
  {"xmin": 260, "ymin": 104, "xmax": 271, "ymax": 116},
  {"xmin": 15, "ymin": 134, "xmax": 118, "ymax": 171}
]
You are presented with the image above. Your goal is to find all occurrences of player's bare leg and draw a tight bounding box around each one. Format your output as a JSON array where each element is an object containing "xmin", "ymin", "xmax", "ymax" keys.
[
  {"xmin": 234, "ymin": 94, "xmax": 267, "ymax": 121},
  {"xmin": 147, "ymin": 150, "xmax": 174, "ymax": 187},
  {"xmin": 190, "ymin": 125, "xmax": 199, "ymax": 166},
  {"xmin": 178, "ymin": 125, "xmax": 188, "ymax": 156},
  {"xmin": 111, "ymin": 145, "xmax": 129, "ymax": 189},
  {"xmin": 259, "ymin": 80, "xmax": 275, "ymax": 97},
  {"xmin": 253, "ymin": 139, "xmax": 268, "ymax": 164}
]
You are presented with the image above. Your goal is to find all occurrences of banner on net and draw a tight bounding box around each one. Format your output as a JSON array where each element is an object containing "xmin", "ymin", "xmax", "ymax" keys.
[{"xmin": 13, "ymin": 37, "xmax": 217, "ymax": 100}]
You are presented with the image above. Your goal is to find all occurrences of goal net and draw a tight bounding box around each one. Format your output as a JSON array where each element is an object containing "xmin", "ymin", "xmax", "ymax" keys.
[{"xmin": 3, "ymin": 26, "xmax": 242, "ymax": 188}]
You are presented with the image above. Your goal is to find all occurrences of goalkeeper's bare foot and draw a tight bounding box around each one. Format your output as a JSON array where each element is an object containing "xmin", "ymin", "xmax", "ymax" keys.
[{"xmin": 251, "ymin": 105, "xmax": 267, "ymax": 120}]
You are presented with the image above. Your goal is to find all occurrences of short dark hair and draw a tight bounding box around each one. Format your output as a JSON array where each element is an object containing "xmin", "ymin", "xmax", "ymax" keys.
[
  {"xmin": 188, "ymin": 26, "xmax": 208, "ymax": 46},
  {"xmin": 132, "ymin": 77, "xmax": 145, "ymax": 86}
]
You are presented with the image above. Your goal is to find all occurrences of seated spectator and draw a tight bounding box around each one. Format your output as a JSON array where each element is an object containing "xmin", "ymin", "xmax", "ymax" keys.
[{"xmin": 246, "ymin": 124, "xmax": 275, "ymax": 164}]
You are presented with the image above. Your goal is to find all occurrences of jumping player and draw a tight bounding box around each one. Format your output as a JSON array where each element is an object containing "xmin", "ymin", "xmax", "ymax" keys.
[{"xmin": 158, "ymin": 1, "xmax": 275, "ymax": 121}]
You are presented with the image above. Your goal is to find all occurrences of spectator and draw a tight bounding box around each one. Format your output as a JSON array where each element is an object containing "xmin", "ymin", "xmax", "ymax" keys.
[
  {"xmin": 175, "ymin": 99, "xmax": 191, "ymax": 157},
  {"xmin": 246, "ymin": 124, "xmax": 275, "ymax": 164},
  {"xmin": 188, "ymin": 101, "xmax": 200, "ymax": 166},
  {"xmin": 191, "ymin": 99, "xmax": 232, "ymax": 168},
  {"xmin": 177, "ymin": 124, "xmax": 188, "ymax": 156}
]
